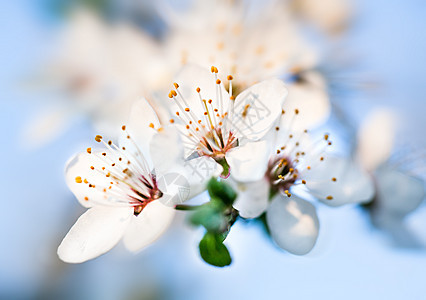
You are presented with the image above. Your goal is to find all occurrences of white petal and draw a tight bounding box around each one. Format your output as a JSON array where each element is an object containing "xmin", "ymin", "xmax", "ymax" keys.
[
  {"xmin": 282, "ymin": 71, "xmax": 330, "ymax": 131},
  {"xmin": 65, "ymin": 152, "xmax": 112, "ymax": 208},
  {"xmin": 374, "ymin": 166, "xmax": 425, "ymax": 217},
  {"xmin": 173, "ymin": 64, "xmax": 230, "ymax": 120},
  {"xmin": 150, "ymin": 126, "xmax": 184, "ymax": 177},
  {"xmin": 123, "ymin": 201, "xmax": 175, "ymax": 252},
  {"xmin": 226, "ymin": 140, "xmax": 271, "ymax": 182},
  {"xmin": 157, "ymin": 171, "xmax": 191, "ymax": 206},
  {"xmin": 356, "ymin": 109, "xmax": 396, "ymax": 172},
  {"xmin": 58, "ymin": 206, "xmax": 132, "ymax": 263},
  {"xmin": 232, "ymin": 178, "xmax": 270, "ymax": 219},
  {"xmin": 232, "ymin": 78, "xmax": 288, "ymax": 141},
  {"xmin": 303, "ymin": 156, "xmax": 375, "ymax": 206},
  {"xmin": 266, "ymin": 194, "xmax": 319, "ymax": 255},
  {"xmin": 119, "ymin": 99, "xmax": 161, "ymax": 165},
  {"xmin": 181, "ymin": 156, "xmax": 223, "ymax": 198}
]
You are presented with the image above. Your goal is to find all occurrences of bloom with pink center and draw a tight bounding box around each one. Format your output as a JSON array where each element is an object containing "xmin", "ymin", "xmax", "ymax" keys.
[
  {"xmin": 165, "ymin": 65, "xmax": 288, "ymax": 179},
  {"xmin": 231, "ymin": 105, "xmax": 375, "ymax": 255},
  {"xmin": 58, "ymin": 102, "xmax": 189, "ymax": 263}
]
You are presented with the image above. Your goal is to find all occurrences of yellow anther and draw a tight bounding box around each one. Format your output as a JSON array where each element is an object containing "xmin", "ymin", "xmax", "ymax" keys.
[
  {"xmin": 122, "ymin": 125, "xmax": 126, "ymax": 131},
  {"xmin": 149, "ymin": 123, "xmax": 154, "ymax": 128},
  {"xmin": 75, "ymin": 176, "xmax": 82, "ymax": 183},
  {"xmin": 173, "ymin": 82, "xmax": 179, "ymax": 89},
  {"xmin": 227, "ymin": 75, "xmax": 233, "ymax": 80},
  {"xmin": 326, "ymin": 196, "xmax": 333, "ymax": 200},
  {"xmin": 95, "ymin": 135, "xmax": 102, "ymax": 142},
  {"xmin": 86, "ymin": 147, "xmax": 92, "ymax": 154},
  {"xmin": 242, "ymin": 104, "xmax": 251, "ymax": 117}
]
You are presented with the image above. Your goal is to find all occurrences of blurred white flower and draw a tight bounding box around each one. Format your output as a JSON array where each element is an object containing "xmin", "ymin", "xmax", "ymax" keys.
[
  {"xmin": 58, "ymin": 100, "xmax": 188, "ymax": 263},
  {"xmin": 356, "ymin": 109, "xmax": 425, "ymax": 243},
  {"xmin": 160, "ymin": 0, "xmax": 319, "ymax": 91},
  {"xmin": 25, "ymin": 9, "xmax": 168, "ymax": 148},
  {"xmin": 166, "ymin": 65, "xmax": 288, "ymax": 181},
  {"xmin": 231, "ymin": 101, "xmax": 374, "ymax": 254},
  {"xmin": 289, "ymin": 0, "xmax": 353, "ymax": 35}
]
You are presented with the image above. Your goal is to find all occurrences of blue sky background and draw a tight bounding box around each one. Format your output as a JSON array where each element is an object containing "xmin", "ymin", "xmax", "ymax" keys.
[{"xmin": 1, "ymin": 1, "xmax": 426, "ymax": 299}]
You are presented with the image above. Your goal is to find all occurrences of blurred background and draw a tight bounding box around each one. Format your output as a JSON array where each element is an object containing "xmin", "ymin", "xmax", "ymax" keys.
[{"xmin": 1, "ymin": 0, "xmax": 426, "ymax": 299}]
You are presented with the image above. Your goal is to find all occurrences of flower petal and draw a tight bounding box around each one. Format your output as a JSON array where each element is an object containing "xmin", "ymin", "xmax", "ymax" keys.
[
  {"xmin": 58, "ymin": 206, "xmax": 132, "ymax": 263},
  {"xmin": 157, "ymin": 171, "xmax": 191, "ymax": 206},
  {"xmin": 65, "ymin": 152, "xmax": 113, "ymax": 208},
  {"xmin": 303, "ymin": 156, "xmax": 375, "ymax": 206},
  {"xmin": 149, "ymin": 126, "xmax": 184, "ymax": 177},
  {"xmin": 123, "ymin": 201, "xmax": 175, "ymax": 252},
  {"xmin": 266, "ymin": 194, "xmax": 319, "ymax": 255},
  {"xmin": 182, "ymin": 156, "xmax": 223, "ymax": 198},
  {"xmin": 282, "ymin": 71, "xmax": 330, "ymax": 131},
  {"xmin": 374, "ymin": 166, "xmax": 425, "ymax": 217},
  {"xmin": 226, "ymin": 140, "xmax": 271, "ymax": 182},
  {"xmin": 232, "ymin": 78, "xmax": 288, "ymax": 141},
  {"xmin": 232, "ymin": 178, "xmax": 270, "ymax": 219},
  {"xmin": 356, "ymin": 109, "xmax": 396, "ymax": 172}
]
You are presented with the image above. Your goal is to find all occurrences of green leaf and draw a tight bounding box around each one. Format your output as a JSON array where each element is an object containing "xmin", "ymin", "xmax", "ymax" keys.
[
  {"xmin": 207, "ymin": 178, "xmax": 237, "ymax": 205},
  {"xmin": 189, "ymin": 200, "xmax": 227, "ymax": 232},
  {"xmin": 199, "ymin": 232, "xmax": 232, "ymax": 267}
]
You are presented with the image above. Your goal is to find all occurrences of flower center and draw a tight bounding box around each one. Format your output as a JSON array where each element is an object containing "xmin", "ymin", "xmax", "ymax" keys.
[
  {"xmin": 267, "ymin": 108, "xmax": 337, "ymax": 200},
  {"xmin": 74, "ymin": 128, "xmax": 163, "ymax": 216},
  {"xmin": 168, "ymin": 66, "xmax": 238, "ymax": 161},
  {"xmin": 267, "ymin": 155, "xmax": 299, "ymax": 195}
]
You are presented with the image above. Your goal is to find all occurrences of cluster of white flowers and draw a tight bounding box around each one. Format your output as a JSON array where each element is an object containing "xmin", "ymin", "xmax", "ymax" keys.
[{"xmin": 32, "ymin": 0, "xmax": 424, "ymax": 265}]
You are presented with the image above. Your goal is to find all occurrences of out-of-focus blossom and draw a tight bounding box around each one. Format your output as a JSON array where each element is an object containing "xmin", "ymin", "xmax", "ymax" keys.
[
  {"xmin": 356, "ymin": 109, "xmax": 425, "ymax": 245},
  {"xmin": 166, "ymin": 65, "xmax": 288, "ymax": 180},
  {"xmin": 160, "ymin": 0, "xmax": 319, "ymax": 91},
  {"xmin": 25, "ymin": 9, "xmax": 168, "ymax": 148},
  {"xmin": 231, "ymin": 100, "xmax": 374, "ymax": 254},
  {"xmin": 58, "ymin": 100, "xmax": 188, "ymax": 263},
  {"xmin": 289, "ymin": 0, "xmax": 353, "ymax": 35}
]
